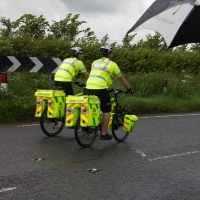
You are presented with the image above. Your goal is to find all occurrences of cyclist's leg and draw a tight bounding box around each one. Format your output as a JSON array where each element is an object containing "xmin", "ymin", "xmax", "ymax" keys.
[
  {"xmin": 54, "ymin": 81, "xmax": 74, "ymax": 96},
  {"xmin": 86, "ymin": 89, "xmax": 112, "ymax": 140},
  {"xmin": 101, "ymin": 113, "xmax": 110, "ymax": 134},
  {"xmin": 100, "ymin": 95, "xmax": 112, "ymax": 140}
]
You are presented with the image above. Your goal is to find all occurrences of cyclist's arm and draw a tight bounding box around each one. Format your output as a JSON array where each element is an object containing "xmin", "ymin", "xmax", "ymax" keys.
[
  {"xmin": 75, "ymin": 60, "xmax": 89, "ymax": 79},
  {"xmin": 117, "ymin": 76, "xmax": 131, "ymax": 89},
  {"xmin": 112, "ymin": 62, "xmax": 131, "ymax": 89},
  {"xmin": 83, "ymin": 71, "xmax": 89, "ymax": 79}
]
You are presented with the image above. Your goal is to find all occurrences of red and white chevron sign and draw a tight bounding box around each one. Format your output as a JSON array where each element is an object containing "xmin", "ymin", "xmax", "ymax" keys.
[{"xmin": 0, "ymin": 56, "xmax": 63, "ymax": 73}]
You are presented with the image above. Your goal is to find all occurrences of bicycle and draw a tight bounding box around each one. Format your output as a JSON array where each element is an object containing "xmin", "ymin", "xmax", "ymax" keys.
[
  {"xmin": 34, "ymin": 82, "xmax": 86, "ymax": 137},
  {"xmin": 73, "ymin": 88, "xmax": 138, "ymax": 148}
]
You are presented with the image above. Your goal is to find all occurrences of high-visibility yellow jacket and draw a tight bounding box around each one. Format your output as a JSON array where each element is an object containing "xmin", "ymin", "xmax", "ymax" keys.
[
  {"xmin": 86, "ymin": 57, "xmax": 122, "ymax": 89},
  {"xmin": 54, "ymin": 58, "xmax": 86, "ymax": 82}
]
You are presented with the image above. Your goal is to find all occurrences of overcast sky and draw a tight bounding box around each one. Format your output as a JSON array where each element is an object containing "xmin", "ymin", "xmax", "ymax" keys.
[{"xmin": 0, "ymin": 0, "xmax": 155, "ymax": 43}]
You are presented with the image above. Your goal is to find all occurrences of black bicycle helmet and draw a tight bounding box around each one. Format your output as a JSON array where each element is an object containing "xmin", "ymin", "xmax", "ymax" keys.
[
  {"xmin": 100, "ymin": 45, "xmax": 113, "ymax": 56},
  {"xmin": 70, "ymin": 47, "xmax": 84, "ymax": 55}
]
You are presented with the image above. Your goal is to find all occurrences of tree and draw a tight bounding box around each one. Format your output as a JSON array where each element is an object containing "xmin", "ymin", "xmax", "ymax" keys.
[
  {"xmin": 136, "ymin": 32, "xmax": 168, "ymax": 51},
  {"xmin": 0, "ymin": 14, "xmax": 49, "ymax": 39},
  {"xmin": 0, "ymin": 17, "xmax": 19, "ymax": 39},
  {"xmin": 122, "ymin": 33, "xmax": 136, "ymax": 48},
  {"xmin": 100, "ymin": 34, "xmax": 109, "ymax": 44},
  {"xmin": 78, "ymin": 27, "xmax": 98, "ymax": 44},
  {"xmin": 49, "ymin": 14, "xmax": 86, "ymax": 41},
  {"xmin": 17, "ymin": 14, "xmax": 49, "ymax": 38}
]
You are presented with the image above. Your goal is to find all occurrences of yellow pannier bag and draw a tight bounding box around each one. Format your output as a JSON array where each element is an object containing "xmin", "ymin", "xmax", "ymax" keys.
[
  {"xmin": 81, "ymin": 96, "xmax": 100, "ymax": 127},
  {"xmin": 34, "ymin": 90, "xmax": 65, "ymax": 118},
  {"xmin": 65, "ymin": 95, "xmax": 100, "ymax": 127},
  {"xmin": 123, "ymin": 115, "xmax": 138, "ymax": 132},
  {"xmin": 65, "ymin": 96, "xmax": 84, "ymax": 127},
  {"xmin": 108, "ymin": 113, "xmax": 114, "ymax": 130}
]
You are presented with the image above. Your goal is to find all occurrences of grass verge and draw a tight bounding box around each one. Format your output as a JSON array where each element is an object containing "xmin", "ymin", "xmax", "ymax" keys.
[{"xmin": 0, "ymin": 71, "xmax": 200, "ymax": 123}]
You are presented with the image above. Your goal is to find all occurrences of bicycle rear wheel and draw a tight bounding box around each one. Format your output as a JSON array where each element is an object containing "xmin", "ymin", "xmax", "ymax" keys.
[
  {"xmin": 74, "ymin": 117, "xmax": 98, "ymax": 147},
  {"xmin": 40, "ymin": 105, "xmax": 65, "ymax": 137},
  {"xmin": 112, "ymin": 113, "xmax": 129, "ymax": 141}
]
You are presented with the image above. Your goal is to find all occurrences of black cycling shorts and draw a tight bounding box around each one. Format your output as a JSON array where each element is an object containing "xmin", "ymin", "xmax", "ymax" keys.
[
  {"xmin": 86, "ymin": 89, "xmax": 111, "ymax": 113},
  {"xmin": 54, "ymin": 81, "xmax": 74, "ymax": 96}
]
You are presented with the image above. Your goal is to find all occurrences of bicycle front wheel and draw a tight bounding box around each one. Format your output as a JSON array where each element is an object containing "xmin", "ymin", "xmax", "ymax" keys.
[
  {"xmin": 74, "ymin": 118, "xmax": 98, "ymax": 147},
  {"xmin": 40, "ymin": 105, "xmax": 65, "ymax": 137},
  {"xmin": 112, "ymin": 114, "xmax": 129, "ymax": 142}
]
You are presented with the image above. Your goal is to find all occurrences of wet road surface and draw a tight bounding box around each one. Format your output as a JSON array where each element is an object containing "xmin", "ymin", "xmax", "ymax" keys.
[{"xmin": 0, "ymin": 112, "xmax": 200, "ymax": 200}]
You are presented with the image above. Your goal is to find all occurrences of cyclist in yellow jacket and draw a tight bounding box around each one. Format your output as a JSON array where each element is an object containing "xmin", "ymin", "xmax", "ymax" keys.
[
  {"xmin": 54, "ymin": 47, "xmax": 89, "ymax": 95},
  {"xmin": 86, "ymin": 45, "xmax": 133, "ymax": 140}
]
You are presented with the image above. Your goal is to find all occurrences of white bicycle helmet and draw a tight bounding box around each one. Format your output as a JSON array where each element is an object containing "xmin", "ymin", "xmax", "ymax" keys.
[
  {"xmin": 70, "ymin": 47, "xmax": 84, "ymax": 55},
  {"xmin": 100, "ymin": 45, "xmax": 113, "ymax": 56}
]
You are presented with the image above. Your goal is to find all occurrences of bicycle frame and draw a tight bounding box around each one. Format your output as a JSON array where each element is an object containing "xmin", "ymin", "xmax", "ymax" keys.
[
  {"xmin": 74, "ymin": 88, "xmax": 135, "ymax": 147},
  {"xmin": 98, "ymin": 89, "xmax": 129, "ymax": 130}
]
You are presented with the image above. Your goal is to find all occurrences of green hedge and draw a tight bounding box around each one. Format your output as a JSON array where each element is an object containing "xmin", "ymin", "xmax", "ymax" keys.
[{"xmin": 1, "ymin": 72, "xmax": 200, "ymax": 123}]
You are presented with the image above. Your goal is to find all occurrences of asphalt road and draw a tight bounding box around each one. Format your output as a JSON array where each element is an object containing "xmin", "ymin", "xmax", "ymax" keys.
[{"xmin": 0, "ymin": 112, "xmax": 200, "ymax": 200}]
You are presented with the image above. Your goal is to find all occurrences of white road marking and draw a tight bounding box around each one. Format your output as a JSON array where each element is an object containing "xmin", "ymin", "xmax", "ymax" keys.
[
  {"xmin": 17, "ymin": 124, "xmax": 39, "ymax": 127},
  {"xmin": 0, "ymin": 187, "xmax": 17, "ymax": 193},
  {"xmin": 148, "ymin": 151, "xmax": 200, "ymax": 162},
  {"xmin": 17, "ymin": 113, "xmax": 200, "ymax": 126},
  {"xmin": 135, "ymin": 149, "xmax": 147, "ymax": 157},
  {"xmin": 139, "ymin": 113, "xmax": 200, "ymax": 119}
]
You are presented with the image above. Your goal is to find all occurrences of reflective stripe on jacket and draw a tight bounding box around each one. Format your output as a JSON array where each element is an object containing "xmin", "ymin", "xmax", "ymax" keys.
[
  {"xmin": 54, "ymin": 58, "xmax": 77, "ymax": 82},
  {"xmin": 86, "ymin": 57, "xmax": 122, "ymax": 89}
]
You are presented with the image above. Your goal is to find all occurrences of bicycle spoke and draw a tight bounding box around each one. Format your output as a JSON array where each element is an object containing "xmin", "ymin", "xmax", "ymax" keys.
[
  {"xmin": 40, "ymin": 106, "xmax": 65, "ymax": 137},
  {"xmin": 112, "ymin": 114, "xmax": 129, "ymax": 141},
  {"xmin": 74, "ymin": 122, "xmax": 98, "ymax": 147}
]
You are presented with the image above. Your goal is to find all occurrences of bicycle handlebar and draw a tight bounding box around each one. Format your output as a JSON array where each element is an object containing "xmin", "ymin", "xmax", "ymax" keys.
[{"xmin": 109, "ymin": 88, "xmax": 133, "ymax": 95}]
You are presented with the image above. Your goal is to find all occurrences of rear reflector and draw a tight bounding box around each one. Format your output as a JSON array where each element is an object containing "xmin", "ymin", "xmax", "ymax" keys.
[{"xmin": 1, "ymin": 72, "xmax": 7, "ymax": 83}]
